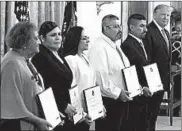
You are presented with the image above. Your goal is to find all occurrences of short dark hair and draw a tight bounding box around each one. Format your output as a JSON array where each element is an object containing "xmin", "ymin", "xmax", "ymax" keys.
[
  {"xmin": 5, "ymin": 22, "xmax": 37, "ymax": 49},
  {"xmin": 39, "ymin": 21, "xmax": 59, "ymax": 38},
  {"xmin": 153, "ymin": 4, "xmax": 170, "ymax": 14},
  {"xmin": 63, "ymin": 26, "xmax": 84, "ymax": 56},
  {"xmin": 127, "ymin": 14, "xmax": 146, "ymax": 31},
  {"xmin": 102, "ymin": 14, "xmax": 119, "ymax": 33}
]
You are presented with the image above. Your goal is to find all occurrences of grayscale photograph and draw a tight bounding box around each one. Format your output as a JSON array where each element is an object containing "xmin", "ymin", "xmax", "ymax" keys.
[{"xmin": 0, "ymin": 1, "xmax": 181, "ymax": 131}]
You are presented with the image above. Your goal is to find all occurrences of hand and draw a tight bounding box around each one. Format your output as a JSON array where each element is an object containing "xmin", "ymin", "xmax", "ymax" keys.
[
  {"xmin": 59, "ymin": 111, "xmax": 66, "ymax": 118},
  {"xmin": 101, "ymin": 105, "xmax": 107, "ymax": 119},
  {"xmin": 142, "ymin": 87, "xmax": 152, "ymax": 97},
  {"xmin": 83, "ymin": 114, "xmax": 93, "ymax": 126},
  {"xmin": 138, "ymin": 85, "xmax": 143, "ymax": 96},
  {"xmin": 78, "ymin": 112, "xmax": 93, "ymax": 125},
  {"xmin": 58, "ymin": 112, "xmax": 65, "ymax": 126},
  {"xmin": 118, "ymin": 90, "xmax": 133, "ymax": 102},
  {"xmin": 64, "ymin": 104, "xmax": 77, "ymax": 121},
  {"xmin": 36, "ymin": 118, "xmax": 53, "ymax": 130},
  {"xmin": 58, "ymin": 120, "xmax": 65, "ymax": 126}
]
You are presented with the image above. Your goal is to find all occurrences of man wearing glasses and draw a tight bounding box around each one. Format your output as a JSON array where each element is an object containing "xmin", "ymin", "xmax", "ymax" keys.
[{"xmin": 89, "ymin": 14, "xmax": 132, "ymax": 131}]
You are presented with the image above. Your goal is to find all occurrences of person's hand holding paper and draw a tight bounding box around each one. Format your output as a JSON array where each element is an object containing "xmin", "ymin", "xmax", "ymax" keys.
[
  {"xmin": 64, "ymin": 104, "xmax": 77, "ymax": 121},
  {"xmin": 118, "ymin": 89, "xmax": 133, "ymax": 102}
]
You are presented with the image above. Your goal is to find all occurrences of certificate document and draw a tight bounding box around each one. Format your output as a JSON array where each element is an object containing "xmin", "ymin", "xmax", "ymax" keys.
[
  {"xmin": 122, "ymin": 65, "xmax": 142, "ymax": 98},
  {"xmin": 83, "ymin": 85, "xmax": 104, "ymax": 121},
  {"xmin": 69, "ymin": 85, "xmax": 83, "ymax": 124},
  {"xmin": 37, "ymin": 87, "xmax": 62, "ymax": 130},
  {"xmin": 143, "ymin": 63, "xmax": 163, "ymax": 94}
]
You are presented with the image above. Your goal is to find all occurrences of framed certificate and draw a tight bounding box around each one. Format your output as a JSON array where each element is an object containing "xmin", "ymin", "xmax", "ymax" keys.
[
  {"xmin": 69, "ymin": 85, "xmax": 83, "ymax": 124},
  {"xmin": 143, "ymin": 63, "xmax": 163, "ymax": 94},
  {"xmin": 37, "ymin": 87, "xmax": 62, "ymax": 130},
  {"xmin": 122, "ymin": 65, "xmax": 142, "ymax": 98},
  {"xmin": 83, "ymin": 85, "xmax": 104, "ymax": 121}
]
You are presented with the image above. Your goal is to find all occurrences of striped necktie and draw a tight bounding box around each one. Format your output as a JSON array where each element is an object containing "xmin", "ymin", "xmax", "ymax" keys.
[
  {"xmin": 161, "ymin": 29, "xmax": 169, "ymax": 52},
  {"xmin": 116, "ymin": 46, "xmax": 126, "ymax": 67},
  {"xmin": 140, "ymin": 41, "xmax": 148, "ymax": 60}
]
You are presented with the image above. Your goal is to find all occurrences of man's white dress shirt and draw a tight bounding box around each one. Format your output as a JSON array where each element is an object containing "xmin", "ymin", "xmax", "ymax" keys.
[{"xmin": 89, "ymin": 34, "xmax": 130, "ymax": 100}]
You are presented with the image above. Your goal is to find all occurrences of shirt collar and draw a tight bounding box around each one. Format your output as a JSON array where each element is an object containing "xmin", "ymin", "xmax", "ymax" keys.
[
  {"xmin": 102, "ymin": 33, "xmax": 117, "ymax": 49},
  {"xmin": 129, "ymin": 33, "xmax": 142, "ymax": 43},
  {"xmin": 153, "ymin": 19, "xmax": 163, "ymax": 31}
]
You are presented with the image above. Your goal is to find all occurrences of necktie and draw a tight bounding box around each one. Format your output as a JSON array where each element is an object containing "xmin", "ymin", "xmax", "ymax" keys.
[
  {"xmin": 26, "ymin": 59, "xmax": 44, "ymax": 89},
  {"xmin": 161, "ymin": 29, "xmax": 169, "ymax": 52},
  {"xmin": 116, "ymin": 46, "xmax": 126, "ymax": 67},
  {"xmin": 140, "ymin": 41, "xmax": 148, "ymax": 60}
]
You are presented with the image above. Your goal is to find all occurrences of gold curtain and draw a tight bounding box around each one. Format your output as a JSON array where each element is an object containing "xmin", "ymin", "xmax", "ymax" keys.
[{"xmin": 0, "ymin": 1, "xmax": 66, "ymax": 58}]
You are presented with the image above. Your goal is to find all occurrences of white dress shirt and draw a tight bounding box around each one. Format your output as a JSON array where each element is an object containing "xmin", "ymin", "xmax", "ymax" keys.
[
  {"xmin": 65, "ymin": 54, "xmax": 96, "ymax": 112},
  {"xmin": 88, "ymin": 34, "xmax": 130, "ymax": 100}
]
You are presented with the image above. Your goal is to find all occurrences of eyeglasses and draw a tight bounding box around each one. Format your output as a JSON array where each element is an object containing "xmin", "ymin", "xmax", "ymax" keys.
[
  {"xmin": 105, "ymin": 25, "xmax": 122, "ymax": 29},
  {"xmin": 80, "ymin": 36, "xmax": 89, "ymax": 40}
]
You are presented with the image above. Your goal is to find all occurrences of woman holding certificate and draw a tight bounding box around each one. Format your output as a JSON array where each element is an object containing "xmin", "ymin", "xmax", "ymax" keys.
[
  {"xmin": 64, "ymin": 26, "xmax": 97, "ymax": 131},
  {"xmin": 32, "ymin": 21, "xmax": 77, "ymax": 131},
  {"xmin": 1, "ymin": 22, "xmax": 52, "ymax": 130}
]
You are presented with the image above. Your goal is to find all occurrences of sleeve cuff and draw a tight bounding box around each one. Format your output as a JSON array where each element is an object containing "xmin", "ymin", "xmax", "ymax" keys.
[{"xmin": 112, "ymin": 87, "xmax": 122, "ymax": 100}]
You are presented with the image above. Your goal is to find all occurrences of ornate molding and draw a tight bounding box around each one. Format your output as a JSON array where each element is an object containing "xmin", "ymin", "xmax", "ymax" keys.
[{"xmin": 96, "ymin": 1, "xmax": 114, "ymax": 15}]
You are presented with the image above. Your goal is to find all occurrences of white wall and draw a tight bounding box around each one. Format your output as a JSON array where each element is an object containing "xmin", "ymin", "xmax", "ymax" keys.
[
  {"xmin": 77, "ymin": 2, "xmax": 122, "ymax": 48},
  {"xmin": 76, "ymin": 2, "xmax": 99, "ymax": 48}
]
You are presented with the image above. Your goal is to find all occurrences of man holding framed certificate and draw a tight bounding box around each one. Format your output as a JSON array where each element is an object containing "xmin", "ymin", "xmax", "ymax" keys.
[
  {"xmin": 89, "ymin": 14, "xmax": 132, "ymax": 131},
  {"xmin": 145, "ymin": 5, "xmax": 172, "ymax": 131},
  {"xmin": 121, "ymin": 14, "xmax": 152, "ymax": 131}
]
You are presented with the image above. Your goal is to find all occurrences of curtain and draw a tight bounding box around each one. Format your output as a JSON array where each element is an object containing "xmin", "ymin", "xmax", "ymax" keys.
[{"xmin": 0, "ymin": 1, "xmax": 66, "ymax": 58}]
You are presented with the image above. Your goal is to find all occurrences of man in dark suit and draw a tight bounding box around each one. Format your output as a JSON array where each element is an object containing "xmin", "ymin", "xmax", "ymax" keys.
[
  {"xmin": 121, "ymin": 14, "xmax": 152, "ymax": 131},
  {"xmin": 145, "ymin": 4, "xmax": 172, "ymax": 131}
]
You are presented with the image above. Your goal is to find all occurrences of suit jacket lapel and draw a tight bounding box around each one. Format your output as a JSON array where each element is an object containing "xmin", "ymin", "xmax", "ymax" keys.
[
  {"xmin": 40, "ymin": 45, "xmax": 72, "ymax": 81},
  {"xmin": 129, "ymin": 36, "xmax": 148, "ymax": 62},
  {"xmin": 151, "ymin": 22, "xmax": 170, "ymax": 57}
]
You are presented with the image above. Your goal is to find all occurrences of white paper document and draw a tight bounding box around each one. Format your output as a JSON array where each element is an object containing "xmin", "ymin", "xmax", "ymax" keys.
[
  {"xmin": 37, "ymin": 87, "xmax": 62, "ymax": 130},
  {"xmin": 69, "ymin": 85, "xmax": 83, "ymax": 124},
  {"xmin": 122, "ymin": 65, "xmax": 142, "ymax": 98},
  {"xmin": 143, "ymin": 63, "xmax": 163, "ymax": 94},
  {"xmin": 83, "ymin": 85, "xmax": 104, "ymax": 121}
]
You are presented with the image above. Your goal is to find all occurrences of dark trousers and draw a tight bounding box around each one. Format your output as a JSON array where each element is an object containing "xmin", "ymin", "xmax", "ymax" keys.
[
  {"xmin": 174, "ymin": 75, "xmax": 181, "ymax": 116},
  {"xmin": 95, "ymin": 97, "xmax": 128, "ymax": 131},
  {"xmin": 0, "ymin": 119, "xmax": 21, "ymax": 131},
  {"xmin": 54, "ymin": 118, "xmax": 90, "ymax": 131},
  {"xmin": 126, "ymin": 96, "xmax": 148, "ymax": 131},
  {"xmin": 174, "ymin": 74, "xmax": 181, "ymax": 100},
  {"xmin": 146, "ymin": 91, "xmax": 164, "ymax": 131}
]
